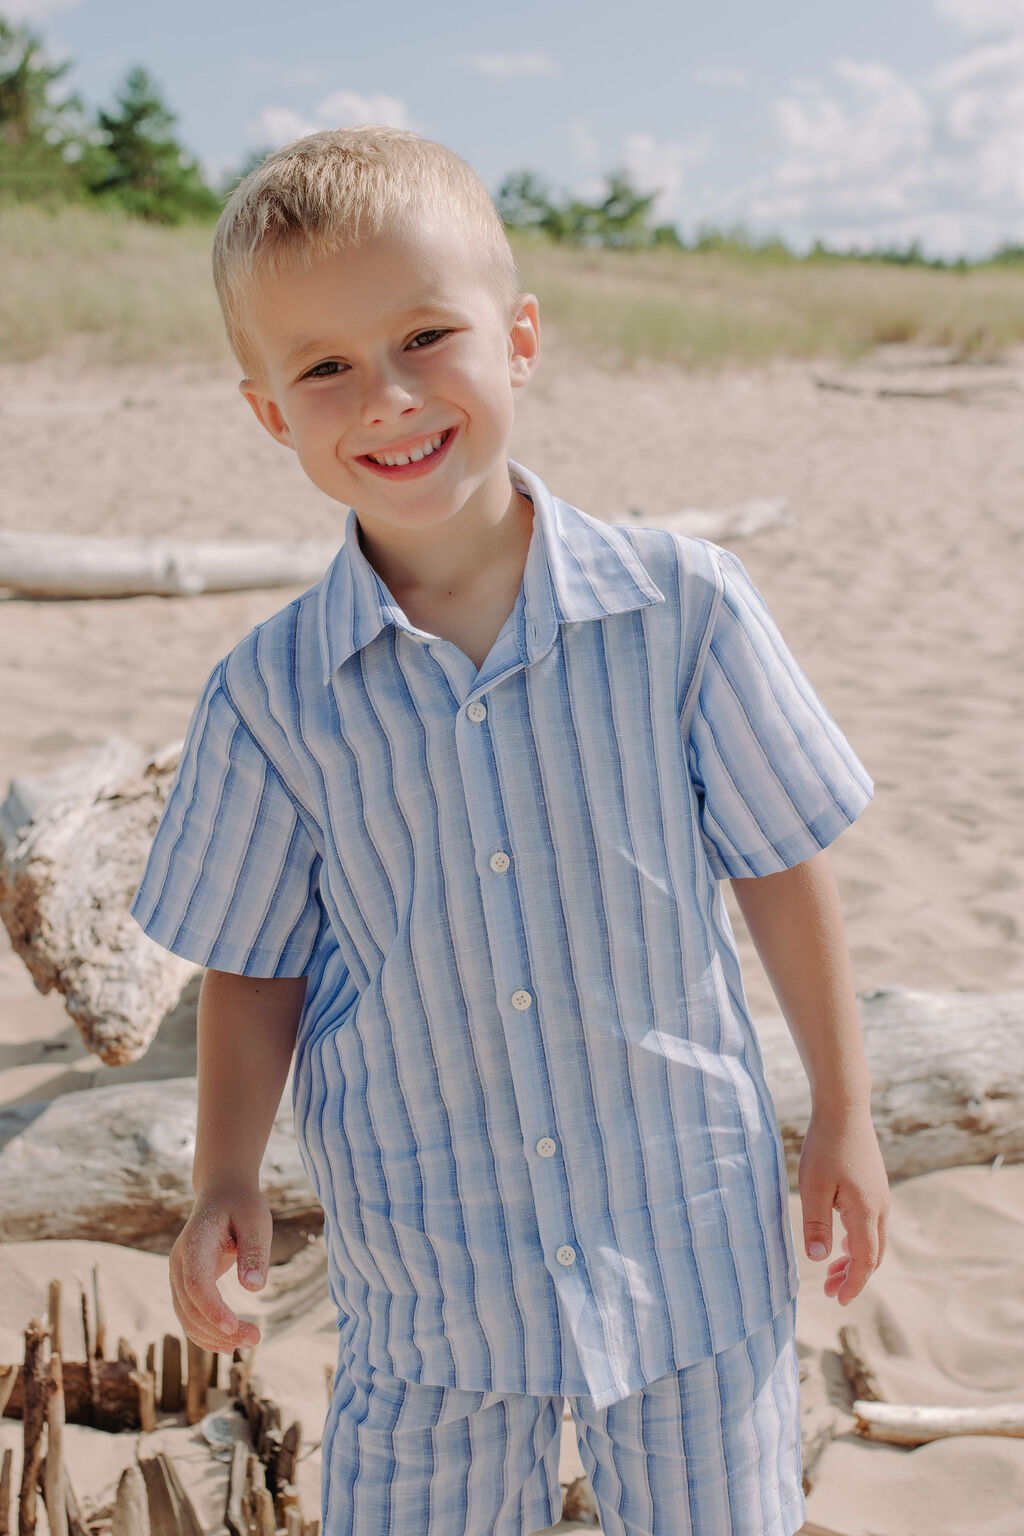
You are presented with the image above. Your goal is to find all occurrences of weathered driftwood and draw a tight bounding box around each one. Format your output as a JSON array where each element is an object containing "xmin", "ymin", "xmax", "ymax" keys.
[
  {"xmin": 0, "ymin": 1077, "xmax": 319, "ymax": 1244},
  {"xmin": 754, "ymin": 985, "xmax": 1024, "ymax": 1184},
  {"xmin": 111, "ymin": 1465, "xmax": 150, "ymax": 1536},
  {"xmin": 631, "ymin": 496, "xmax": 792, "ymax": 541},
  {"xmin": 185, "ymin": 1341, "xmax": 210, "ymax": 1427},
  {"xmin": 139, "ymin": 1454, "xmax": 203, "ymax": 1536},
  {"xmin": 0, "ymin": 739, "xmax": 195, "ymax": 1065},
  {"xmin": 0, "ymin": 1448, "xmax": 11, "ymax": 1536},
  {"xmin": 4, "ymin": 1358, "xmax": 148, "ymax": 1431},
  {"xmin": 43, "ymin": 1356, "xmax": 67, "ymax": 1536},
  {"xmin": 18, "ymin": 1323, "xmax": 47, "ymax": 1536},
  {"xmin": 0, "ymin": 530, "xmax": 340, "ymax": 599},
  {"xmin": 838, "ymin": 1323, "xmax": 887, "ymax": 1404},
  {"xmin": 853, "ymin": 1399, "xmax": 1024, "ymax": 1445},
  {"xmin": 160, "ymin": 1335, "xmax": 183, "ymax": 1414}
]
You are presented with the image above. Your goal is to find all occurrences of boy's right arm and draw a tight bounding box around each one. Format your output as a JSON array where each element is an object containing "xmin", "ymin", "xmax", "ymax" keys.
[{"xmin": 170, "ymin": 968, "xmax": 307, "ymax": 1351}]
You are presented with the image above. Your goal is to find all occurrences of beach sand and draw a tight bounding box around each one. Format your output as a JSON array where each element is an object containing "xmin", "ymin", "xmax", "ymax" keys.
[{"xmin": 1, "ymin": 332, "xmax": 1021, "ymax": 1533}]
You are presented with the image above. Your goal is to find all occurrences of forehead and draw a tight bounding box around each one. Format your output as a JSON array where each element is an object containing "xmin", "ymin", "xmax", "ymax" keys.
[{"xmin": 247, "ymin": 216, "xmax": 498, "ymax": 350}]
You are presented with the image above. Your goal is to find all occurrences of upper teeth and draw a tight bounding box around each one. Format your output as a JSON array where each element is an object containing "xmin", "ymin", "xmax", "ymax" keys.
[{"xmin": 368, "ymin": 432, "xmax": 446, "ymax": 467}]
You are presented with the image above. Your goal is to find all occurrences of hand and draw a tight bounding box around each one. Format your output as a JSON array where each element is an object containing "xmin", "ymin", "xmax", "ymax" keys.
[
  {"xmin": 798, "ymin": 1103, "xmax": 889, "ymax": 1306},
  {"xmin": 169, "ymin": 1181, "xmax": 273, "ymax": 1352}
]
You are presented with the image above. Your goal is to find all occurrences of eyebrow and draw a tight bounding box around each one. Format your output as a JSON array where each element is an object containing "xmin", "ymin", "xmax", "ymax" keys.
[{"xmin": 283, "ymin": 305, "xmax": 461, "ymax": 370}]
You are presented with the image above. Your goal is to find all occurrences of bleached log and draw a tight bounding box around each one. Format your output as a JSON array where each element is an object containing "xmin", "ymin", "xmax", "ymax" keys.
[
  {"xmin": 111, "ymin": 1465, "xmax": 150, "ymax": 1536},
  {"xmin": 853, "ymin": 1399, "xmax": 1024, "ymax": 1446},
  {"xmin": 0, "ymin": 739, "xmax": 196, "ymax": 1065},
  {"xmin": 0, "ymin": 530, "xmax": 339, "ymax": 599},
  {"xmin": 754, "ymin": 986, "xmax": 1024, "ymax": 1184},
  {"xmin": 630, "ymin": 496, "xmax": 793, "ymax": 541},
  {"xmin": 0, "ymin": 1078, "xmax": 319, "ymax": 1244}
]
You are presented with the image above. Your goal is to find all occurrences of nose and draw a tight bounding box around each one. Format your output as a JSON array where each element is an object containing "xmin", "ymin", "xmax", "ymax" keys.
[{"xmin": 358, "ymin": 357, "xmax": 424, "ymax": 427}]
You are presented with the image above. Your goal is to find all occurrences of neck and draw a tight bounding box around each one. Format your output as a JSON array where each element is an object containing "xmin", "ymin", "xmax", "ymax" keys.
[{"xmin": 355, "ymin": 470, "xmax": 534, "ymax": 603}]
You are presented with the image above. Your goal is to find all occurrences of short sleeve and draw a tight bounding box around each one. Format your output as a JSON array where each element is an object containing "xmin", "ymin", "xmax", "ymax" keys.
[
  {"xmin": 686, "ymin": 547, "xmax": 873, "ymax": 879},
  {"xmin": 130, "ymin": 661, "xmax": 323, "ymax": 976}
]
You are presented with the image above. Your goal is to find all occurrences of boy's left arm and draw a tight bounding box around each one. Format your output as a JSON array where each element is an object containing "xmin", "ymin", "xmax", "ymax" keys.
[{"xmin": 730, "ymin": 850, "xmax": 890, "ymax": 1306}]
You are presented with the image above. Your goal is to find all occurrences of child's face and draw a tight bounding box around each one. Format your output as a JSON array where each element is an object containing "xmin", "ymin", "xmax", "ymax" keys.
[{"xmin": 238, "ymin": 215, "xmax": 539, "ymax": 540}]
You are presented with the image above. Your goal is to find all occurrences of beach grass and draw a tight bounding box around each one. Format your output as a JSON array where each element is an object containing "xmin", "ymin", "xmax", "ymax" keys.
[{"xmin": 3, "ymin": 202, "xmax": 1024, "ymax": 369}]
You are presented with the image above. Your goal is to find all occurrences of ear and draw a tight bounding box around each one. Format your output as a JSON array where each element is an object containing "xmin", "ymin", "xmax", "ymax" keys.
[
  {"xmin": 239, "ymin": 377, "xmax": 295, "ymax": 449},
  {"xmin": 508, "ymin": 294, "xmax": 540, "ymax": 389}
]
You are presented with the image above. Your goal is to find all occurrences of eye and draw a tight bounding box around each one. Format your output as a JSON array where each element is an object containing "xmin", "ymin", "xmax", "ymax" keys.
[
  {"xmin": 408, "ymin": 328, "xmax": 451, "ymax": 349},
  {"xmin": 303, "ymin": 360, "xmax": 345, "ymax": 379}
]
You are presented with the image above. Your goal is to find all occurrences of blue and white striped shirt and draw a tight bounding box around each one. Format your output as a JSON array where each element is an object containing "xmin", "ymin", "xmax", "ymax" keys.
[{"xmin": 131, "ymin": 459, "xmax": 873, "ymax": 1409}]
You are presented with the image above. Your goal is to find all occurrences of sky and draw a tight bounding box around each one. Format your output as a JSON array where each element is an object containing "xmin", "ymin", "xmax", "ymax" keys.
[{"xmin": 8, "ymin": 0, "xmax": 1024, "ymax": 258}]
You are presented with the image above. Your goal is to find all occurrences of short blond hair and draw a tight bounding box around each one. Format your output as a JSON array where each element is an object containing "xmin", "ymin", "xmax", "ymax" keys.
[{"xmin": 213, "ymin": 125, "xmax": 521, "ymax": 376}]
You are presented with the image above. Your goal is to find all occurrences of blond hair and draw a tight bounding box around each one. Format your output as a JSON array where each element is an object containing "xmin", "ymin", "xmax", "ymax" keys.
[{"xmin": 213, "ymin": 125, "xmax": 520, "ymax": 376}]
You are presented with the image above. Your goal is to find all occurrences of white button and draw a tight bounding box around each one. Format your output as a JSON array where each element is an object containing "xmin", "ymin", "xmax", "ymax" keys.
[
  {"xmin": 511, "ymin": 989, "xmax": 533, "ymax": 1011},
  {"xmin": 535, "ymin": 1137, "xmax": 556, "ymax": 1159},
  {"xmin": 555, "ymin": 1245, "xmax": 576, "ymax": 1267},
  {"xmin": 489, "ymin": 851, "xmax": 511, "ymax": 874},
  {"xmin": 467, "ymin": 701, "xmax": 487, "ymax": 722}
]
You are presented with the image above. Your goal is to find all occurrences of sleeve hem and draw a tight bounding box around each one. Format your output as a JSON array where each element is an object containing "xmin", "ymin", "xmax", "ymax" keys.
[
  {"xmin": 130, "ymin": 911, "xmax": 312, "ymax": 978},
  {"xmin": 704, "ymin": 781, "xmax": 874, "ymax": 880}
]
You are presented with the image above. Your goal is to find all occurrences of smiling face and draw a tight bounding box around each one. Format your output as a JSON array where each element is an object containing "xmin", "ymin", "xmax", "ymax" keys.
[{"xmin": 238, "ymin": 214, "xmax": 540, "ymax": 553}]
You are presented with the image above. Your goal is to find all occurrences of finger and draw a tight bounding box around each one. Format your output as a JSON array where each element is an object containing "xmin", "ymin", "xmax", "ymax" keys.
[
  {"xmin": 801, "ymin": 1188, "xmax": 836, "ymax": 1261},
  {"xmin": 234, "ymin": 1201, "xmax": 273, "ymax": 1293},
  {"xmin": 834, "ymin": 1205, "xmax": 880, "ymax": 1306},
  {"xmin": 169, "ymin": 1253, "xmax": 259, "ymax": 1353},
  {"xmin": 177, "ymin": 1225, "xmax": 261, "ymax": 1348}
]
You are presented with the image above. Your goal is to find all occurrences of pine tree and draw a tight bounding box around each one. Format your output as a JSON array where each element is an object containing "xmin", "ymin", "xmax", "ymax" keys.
[
  {"xmin": 0, "ymin": 18, "xmax": 86, "ymax": 201},
  {"xmin": 85, "ymin": 66, "xmax": 219, "ymax": 223}
]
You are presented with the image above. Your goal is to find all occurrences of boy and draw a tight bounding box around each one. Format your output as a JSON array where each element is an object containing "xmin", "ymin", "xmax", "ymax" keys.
[{"xmin": 131, "ymin": 126, "xmax": 889, "ymax": 1536}]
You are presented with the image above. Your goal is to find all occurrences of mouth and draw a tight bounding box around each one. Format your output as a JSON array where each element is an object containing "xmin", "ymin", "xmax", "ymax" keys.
[{"xmin": 357, "ymin": 427, "xmax": 457, "ymax": 479}]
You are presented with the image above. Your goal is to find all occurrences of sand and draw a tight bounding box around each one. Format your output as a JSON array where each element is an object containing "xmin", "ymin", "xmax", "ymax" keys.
[{"xmin": 1, "ymin": 331, "xmax": 1022, "ymax": 1534}]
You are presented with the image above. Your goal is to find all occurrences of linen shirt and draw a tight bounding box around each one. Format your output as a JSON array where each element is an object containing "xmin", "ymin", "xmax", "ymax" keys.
[{"xmin": 131, "ymin": 459, "xmax": 873, "ymax": 1410}]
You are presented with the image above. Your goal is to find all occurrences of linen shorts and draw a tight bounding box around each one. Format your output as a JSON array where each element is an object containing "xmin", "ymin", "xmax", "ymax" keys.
[{"xmin": 320, "ymin": 1299, "xmax": 806, "ymax": 1536}]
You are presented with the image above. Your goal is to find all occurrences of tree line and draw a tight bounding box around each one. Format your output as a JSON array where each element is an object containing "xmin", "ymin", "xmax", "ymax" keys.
[{"xmin": 2, "ymin": 15, "xmax": 1022, "ymax": 267}]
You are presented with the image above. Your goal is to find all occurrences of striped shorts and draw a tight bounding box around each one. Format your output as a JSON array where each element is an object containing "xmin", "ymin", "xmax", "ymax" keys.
[{"xmin": 320, "ymin": 1300, "xmax": 806, "ymax": 1536}]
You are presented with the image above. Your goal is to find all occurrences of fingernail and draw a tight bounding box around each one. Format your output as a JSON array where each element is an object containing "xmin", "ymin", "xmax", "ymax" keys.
[
  {"xmin": 808, "ymin": 1241, "xmax": 827, "ymax": 1259},
  {"xmin": 244, "ymin": 1268, "xmax": 264, "ymax": 1287}
]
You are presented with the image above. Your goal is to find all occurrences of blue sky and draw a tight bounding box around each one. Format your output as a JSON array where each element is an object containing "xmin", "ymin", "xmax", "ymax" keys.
[{"xmin": 9, "ymin": 0, "xmax": 1024, "ymax": 257}]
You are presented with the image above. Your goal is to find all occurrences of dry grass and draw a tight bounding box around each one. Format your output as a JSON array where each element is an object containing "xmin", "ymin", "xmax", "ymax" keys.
[{"xmin": 3, "ymin": 203, "xmax": 1024, "ymax": 369}]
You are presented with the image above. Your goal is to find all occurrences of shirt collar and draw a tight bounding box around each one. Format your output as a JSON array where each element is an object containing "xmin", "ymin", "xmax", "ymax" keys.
[{"xmin": 317, "ymin": 458, "xmax": 665, "ymax": 683}]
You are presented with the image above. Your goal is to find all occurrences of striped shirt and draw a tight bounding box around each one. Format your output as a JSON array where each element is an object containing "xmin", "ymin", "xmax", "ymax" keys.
[{"xmin": 131, "ymin": 458, "xmax": 873, "ymax": 1409}]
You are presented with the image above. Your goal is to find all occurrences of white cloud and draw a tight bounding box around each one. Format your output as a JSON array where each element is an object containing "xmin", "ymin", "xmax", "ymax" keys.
[
  {"xmin": 725, "ymin": 39, "xmax": 1024, "ymax": 256},
  {"xmin": 248, "ymin": 92, "xmax": 416, "ymax": 149},
  {"xmin": 935, "ymin": 0, "xmax": 1024, "ymax": 32},
  {"xmin": 2, "ymin": 0, "xmax": 80, "ymax": 19},
  {"xmin": 692, "ymin": 65, "xmax": 751, "ymax": 89},
  {"xmin": 618, "ymin": 132, "xmax": 711, "ymax": 224},
  {"xmin": 468, "ymin": 52, "xmax": 558, "ymax": 79}
]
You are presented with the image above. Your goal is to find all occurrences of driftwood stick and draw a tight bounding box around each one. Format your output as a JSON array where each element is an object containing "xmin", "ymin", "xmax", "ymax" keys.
[
  {"xmin": 285, "ymin": 1510, "xmax": 303, "ymax": 1536},
  {"xmin": 275, "ymin": 1421, "xmax": 302, "ymax": 1489},
  {"xmin": 116, "ymin": 1338, "xmax": 139, "ymax": 1368},
  {"xmin": 18, "ymin": 1320, "xmax": 47, "ymax": 1536},
  {"xmin": 160, "ymin": 1334, "xmax": 183, "ymax": 1413},
  {"xmin": 47, "ymin": 1283, "xmax": 62, "ymax": 1362},
  {"xmin": 62, "ymin": 1472, "xmax": 88, "ymax": 1536},
  {"xmin": 146, "ymin": 1341, "xmax": 156, "ymax": 1375},
  {"xmin": 224, "ymin": 1441, "xmax": 248, "ymax": 1536},
  {"xmin": 157, "ymin": 1454, "xmax": 204, "ymax": 1536},
  {"xmin": 185, "ymin": 1339, "xmax": 211, "ymax": 1426},
  {"xmin": 111, "ymin": 1465, "xmax": 150, "ymax": 1536},
  {"xmin": 131, "ymin": 1369, "xmax": 157, "ymax": 1433},
  {"xmin": 853, "ymin": 1398, "xmax": 1024, "ymax": 1445},
  {"xmin": 43, "ymin": 1356, "xmax": 67, "ymax": 1536},
  {"xmin": 0, "ymin": 1368, "xmax": 15, "ymax": 1418},
  {"xmin": 838, "ymin": 1324, "xmax": 887, "ymax": 1403},
  {"xmin": 0, "ymin": 1447, "xmax": 11, "ymax": 1536},
  {"xmin": 91, "ymin": 1265, "xmax": 106, "ymax": 1360},
  {"xmin": 250, "ymin": 1487, "xmax": 276, "ymax": 1536}
]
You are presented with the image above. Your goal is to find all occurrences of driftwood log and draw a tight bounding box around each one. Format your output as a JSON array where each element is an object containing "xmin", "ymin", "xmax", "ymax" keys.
[
  {"xmin": 853, "ymin": 1399, "xmax": 1024, "ymax": 1445},
  {"xmin": 0, "ymin": 531, "xmax": 340, "ymax": 599},
  {"xmin": 0, "ymin": 1078, "xmax": 319, "ymax": 1244},
  {"xmin": 0, "ymin": 499, "xmax": 790, "ymax": 603},
  {"xmin": 632, "ymin": 496, "xmax": 792, "ymax": 541},
  {"xmin": 0, "ymin": 739, "xmax": 196, "ymax": 1064},
  {"xmin": 1, "ymin": 984, "xmax": 1022, "ymax": 1246},
  {"xmin": 754, "ymin": 986, "xmax": 1024, "ymax": 1185}
]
